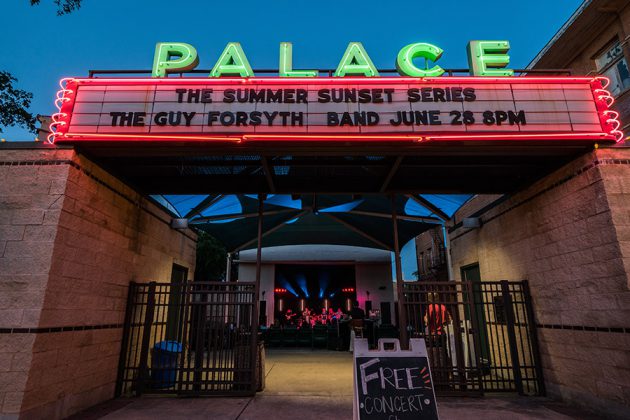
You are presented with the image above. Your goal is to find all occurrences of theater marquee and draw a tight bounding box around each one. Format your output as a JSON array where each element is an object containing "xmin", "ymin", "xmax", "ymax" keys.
[{"xmin": 50, "ymin": 76, "xmax": 623, "ymax": 144}]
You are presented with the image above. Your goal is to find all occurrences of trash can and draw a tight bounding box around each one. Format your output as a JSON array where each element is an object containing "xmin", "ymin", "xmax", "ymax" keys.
[{"xmin": 151, "ymin": 340, "xmax": 182, "ymax": 389}]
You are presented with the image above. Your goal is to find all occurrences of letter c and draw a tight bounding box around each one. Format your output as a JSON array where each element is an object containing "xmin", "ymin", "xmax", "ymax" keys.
[{"xmin": 396, "ymin": 43, "xmax": 445, "ymax": 77}]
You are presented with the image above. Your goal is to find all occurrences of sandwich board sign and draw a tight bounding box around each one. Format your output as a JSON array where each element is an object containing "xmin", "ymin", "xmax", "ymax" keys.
[{"xmin": 353, "ymin": 338, "xmax": 438, "ymax": 420}]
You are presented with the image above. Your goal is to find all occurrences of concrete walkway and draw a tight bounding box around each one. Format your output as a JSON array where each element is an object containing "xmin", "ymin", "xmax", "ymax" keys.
[{"xmin": 72, "ymin": 349, "xmax": 600, "ymax": 420}]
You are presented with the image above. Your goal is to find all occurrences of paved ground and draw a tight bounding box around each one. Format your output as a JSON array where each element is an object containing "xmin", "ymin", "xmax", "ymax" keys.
[{"xmin": 72, "ymin": 349, "xmax": 600, "ymax": 420}]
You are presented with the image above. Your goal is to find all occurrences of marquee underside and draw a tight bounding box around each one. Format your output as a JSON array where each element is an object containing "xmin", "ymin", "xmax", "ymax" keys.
[{"xmin": 76, "ymin": 141, "xmax": 592, "ymax": 194}]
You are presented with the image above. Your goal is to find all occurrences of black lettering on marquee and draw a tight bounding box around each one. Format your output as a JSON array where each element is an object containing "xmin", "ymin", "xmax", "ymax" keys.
[
  {"xmin": 201, "ymin": 88, "xmax": 213, "ymax": 103},
  {"xmin": 223, "ymin": 89, "xmax": 235, "ymax": 103},
  {"xmin": 264, "ymin": 111, "xmax": 278, "ymax": 126},
  {"xmin": 109, "ymin": 111, "xmax": 146, "ymax": 127},
  {"xmin": 175, "ymin": 88, "xmax": 187, "ymax": 103},
  {"xmin": 407, "ymin": 88, "xmax": 421, "ymax": 103},
  {"xmin": 318, "ymin": 89, "xmax": 331, "ymax": 103},
  {"xmin": 463, "ymin": 87, "xmax": 476, "ymax": 101},
  {"xmin": 250, "ymin": 111, "xmax": 262, "ymax": 126}
]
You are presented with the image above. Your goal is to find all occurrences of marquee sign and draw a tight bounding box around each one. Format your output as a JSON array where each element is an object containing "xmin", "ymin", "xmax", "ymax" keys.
[{"xmin": 50, "ymin": 76, "xmax": 623, "ymax": 144}]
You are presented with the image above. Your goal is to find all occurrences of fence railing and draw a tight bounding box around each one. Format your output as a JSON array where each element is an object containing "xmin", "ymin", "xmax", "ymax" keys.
[
  {"xmin": 402, "ymin": 280, "xmax": 544, "ymax": 396},
  {"xmin": 116, "ymin": 281, "xmax": 259, "ymax": 396}
]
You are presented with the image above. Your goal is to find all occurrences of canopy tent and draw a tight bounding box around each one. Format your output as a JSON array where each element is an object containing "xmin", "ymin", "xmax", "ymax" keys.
[{"xmin": 152, "ymin": 193, "xmax": 472, "ymax": 252}]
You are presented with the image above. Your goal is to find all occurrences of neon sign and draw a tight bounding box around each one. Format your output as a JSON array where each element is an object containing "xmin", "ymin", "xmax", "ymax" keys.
[
  {"xmin": 49, "ymin": 76, "xmax": 623, "ymax": 144},
  {"xmin": 151, "ymin": 41, "xmax": 514, "ymax": 78}
]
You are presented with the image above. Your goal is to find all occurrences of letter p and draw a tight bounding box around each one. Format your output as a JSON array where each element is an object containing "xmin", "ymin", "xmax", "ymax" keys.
[{"xmin": 152, "ymin": 42, "xmax": 199, "ymax": 78}]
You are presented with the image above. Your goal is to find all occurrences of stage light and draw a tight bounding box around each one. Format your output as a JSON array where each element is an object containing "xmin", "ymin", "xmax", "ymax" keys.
[{"xmin": 274, "ymin": 288, "xmax": 287, "ymax": 293}]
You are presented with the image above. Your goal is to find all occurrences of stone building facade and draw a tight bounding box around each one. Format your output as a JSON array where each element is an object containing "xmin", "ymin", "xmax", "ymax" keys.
[
  {"xmin": 0, "ymin": 146, "xmax": 197, "ymax": 419},
  {"xmin": 445, "ymin": 147, "xmax": 630, "ymax": 418}
]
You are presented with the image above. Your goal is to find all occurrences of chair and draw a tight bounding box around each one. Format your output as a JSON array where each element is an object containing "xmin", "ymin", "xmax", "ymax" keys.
[
  {"xmin": 266, "ymin": 326, "xmax": 283, "ymax": 347},
  {"xmin": 296, "ymin": 326, "xmax": 313, "ymax": 347},
  {"xmin": 349, "ymin": 319, "xmax": 365, "ymax": 338},
  {"xmin": 283, "ymin": 325, "xmax": 298, "ymax": 347},
  {"xmin": 326, "ymin": 323, "xmax": 340, "ymax": 350},
  {"xmin": 312, "ymin": 325, "xmax": 328, "ymax": 348}
]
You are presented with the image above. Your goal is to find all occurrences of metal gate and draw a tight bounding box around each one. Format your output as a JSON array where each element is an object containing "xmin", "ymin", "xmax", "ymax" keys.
[
  {"xmin": 402, "ymin": 280, "xmax": 544, "ymax": 396},
  {"xmin": 116, "ymin": 281, "xmax": 259, "ymax": 396}
]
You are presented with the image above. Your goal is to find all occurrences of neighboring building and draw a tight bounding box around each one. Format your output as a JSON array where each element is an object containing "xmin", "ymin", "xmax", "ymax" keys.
[
  {"xmin": 431, "ymin": 2, "xmax": 630, "ymax": 416},
  {"xmin": 414, "ymin": 226, "xmax": 448, "ymax": 281},
  {"xmin": 529, "ymin": 0, "xmax": 630, "ymax": 136}
]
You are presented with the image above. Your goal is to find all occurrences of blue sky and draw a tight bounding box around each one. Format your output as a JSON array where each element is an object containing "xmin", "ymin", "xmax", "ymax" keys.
[
  {"xmin": 3, "ymin": 0, "xmax": 583, "ymax": 140},
  {"xmin": 2, "ymin": 0, "xmax": 583, "ymax": 278}
]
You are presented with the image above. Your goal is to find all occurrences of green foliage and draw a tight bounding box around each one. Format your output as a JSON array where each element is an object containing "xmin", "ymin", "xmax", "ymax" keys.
[
  {"xmin": 195, "ymin": 231, "xmax": 228, "ymax": 281},
  {"xmin": 0, "ymin": 72, "xmax": 36, "ymax": 133},
  {"xmin": 30, "ymin": 0, "xmax": 82, "ymax": 15}
]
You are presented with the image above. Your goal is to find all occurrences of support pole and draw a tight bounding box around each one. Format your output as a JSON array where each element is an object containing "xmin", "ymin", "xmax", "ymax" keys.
[
  {"xmin": 249, "ymin": 195, "xmax": 264, "ymax": 392},
  {"xmin": 442, "ymin": 225, "xmax": 454, "ymax": 281},
  {"xmin": 226, "ymin": 252, "xmax": 232, "ymax": 282},
  {"xmin": 391, "ymin": 195, "xmax": 409, "ymax": 349}
]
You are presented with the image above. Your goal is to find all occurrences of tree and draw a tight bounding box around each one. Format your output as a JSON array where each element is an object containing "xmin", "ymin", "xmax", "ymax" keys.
[
  {"xmin": 0, "ymin": 72, "xmax": 37, "ymax": 133},
  {"xmin": 0, "ymin": 2, "xmax": 83, "ymax": 135},
  {"xmin": 30, "ymin": 0, "xmax": 82, "ymax": 15},
  {"xmin": 195, "ymin": 231, "xmax": 228, "ymax": 281}
]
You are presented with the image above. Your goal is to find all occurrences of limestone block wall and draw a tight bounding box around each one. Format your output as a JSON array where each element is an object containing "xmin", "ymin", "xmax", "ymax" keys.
[
  {"xmin": 0, "ymin": 147, "xmax": 197, "ymax": 419},
  {"xmin": 448, "ymin": 147, "xmax": 630, "ymax": 418}
]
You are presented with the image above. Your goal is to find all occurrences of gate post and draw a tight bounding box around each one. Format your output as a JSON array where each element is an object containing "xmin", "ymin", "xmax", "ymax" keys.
[
  {"xmin": 135, "ymin": 281, "xmax": 157, "ymax": 396},
  {"xmin": 501, "ymin": 280, "xmax": 524, "ymax": 395},
  {"xmin": 115, "ymin": 281, "xmax": 137, "ymax": 397},
  {"xmin": 465, "ymin": 281, "xmax": 485, "ymax": 394},
  {"xmin": 522, "ymin": 280, "xmax": 546, "ymax": 395},
  {"xmin": 391, "ymin": 195, "xmax": 409, "ymax": 348}
]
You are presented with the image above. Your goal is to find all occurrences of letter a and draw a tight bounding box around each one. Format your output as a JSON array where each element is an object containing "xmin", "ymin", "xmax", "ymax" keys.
[
  {"xmin": 210, "ymin": 42, "xmax": 254, "ymax": 77},
  {"xmin": 334, "ymin": 42, "xmax": 379, "ymax": 77}
]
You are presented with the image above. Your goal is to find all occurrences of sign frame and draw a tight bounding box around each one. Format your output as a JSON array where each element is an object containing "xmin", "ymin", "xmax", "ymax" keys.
[
  {"xmin": 353, "ymin": 338, "xmax": 439, "ymax": 420},
  {"xmin": 48, "ymin": 76, "xmax": 622, "ymax": 144}
]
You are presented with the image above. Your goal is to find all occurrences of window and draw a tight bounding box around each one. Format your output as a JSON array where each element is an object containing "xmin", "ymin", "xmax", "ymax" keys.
[{"xmin": 595, "ymin": 41, "xmax": 630, "ymax": 96}]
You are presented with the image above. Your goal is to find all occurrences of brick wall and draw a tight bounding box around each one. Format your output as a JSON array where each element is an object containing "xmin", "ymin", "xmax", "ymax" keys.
[
  {"xmin": 448, "ymin": 147, "xmax": 630, "ymax": 418},
  {"xmin": 0, "ymin": 147, "xmax": 197, "ymax": 419}
]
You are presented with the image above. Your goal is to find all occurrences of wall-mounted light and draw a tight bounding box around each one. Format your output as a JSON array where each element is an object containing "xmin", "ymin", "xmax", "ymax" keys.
[
  {"xmin": 170, "ymin": 218, "xmax": 189, "ymax": 229},
  {"xmin": 462, "ymin": 217, "xmax": 481, "ymax": 228}
]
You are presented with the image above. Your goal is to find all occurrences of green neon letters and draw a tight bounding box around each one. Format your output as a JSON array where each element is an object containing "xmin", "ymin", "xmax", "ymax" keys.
[
  {"xmin": 334, "ymin": 42, "xmax": 379, "ymax": 77},
  {"xmin": 150, "ymin": 40, "xmax": 515, "ymax": 78},
  {"xmin": 467, "ymin": 40, "xmax": 513, "ymax": 77},
  {"xmin": 152, "ymin": 42, "xmax": 199, "ymax": 78},
  {"xmin": 210, "ymin": 43, "xmax": 254, "ymax": 78},
  {"xmin": 396, "ymin": 43, "xmax": 445, "ymax": 77},
  {"xmin": 279, "ymin": 42, "xmax": 317, "ymax": 77}
]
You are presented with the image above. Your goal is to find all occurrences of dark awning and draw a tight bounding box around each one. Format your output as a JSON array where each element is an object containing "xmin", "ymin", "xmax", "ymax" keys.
[{"xmin": 157, "ymin": 193, "xmax": 469, "ymax": 251}]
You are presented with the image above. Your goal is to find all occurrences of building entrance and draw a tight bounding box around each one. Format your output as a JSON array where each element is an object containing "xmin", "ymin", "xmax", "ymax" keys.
[{"xmin": 50, "ymin": 68, "xmax": 618, "ymax": 403}]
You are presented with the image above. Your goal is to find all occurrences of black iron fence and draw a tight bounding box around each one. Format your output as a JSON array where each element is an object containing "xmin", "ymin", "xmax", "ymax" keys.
[
  {"xmin": 116, "ymin": 279, "xmax": 542, "ymax": 397},
  {"xmin": 402, "ymin": 280, "xmax": 544, "ymax": 396},
  {"xmin": 116, "ymin": 281, "xmax": 260, "ymax": 396}
]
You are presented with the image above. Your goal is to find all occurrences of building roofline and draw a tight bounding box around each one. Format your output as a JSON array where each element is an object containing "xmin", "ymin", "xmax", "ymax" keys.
[{"xmin": 527, "ymin": 0, "xmax": 592, "ymax": 69}]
